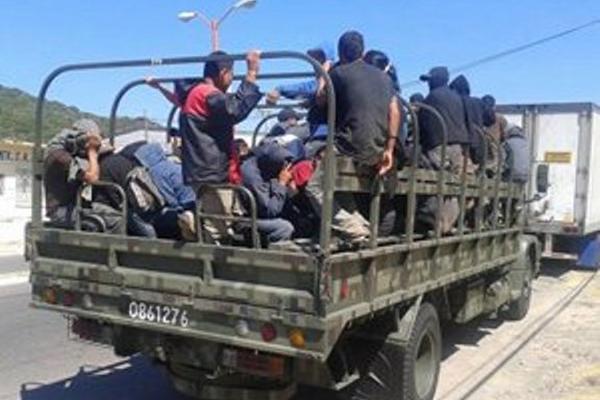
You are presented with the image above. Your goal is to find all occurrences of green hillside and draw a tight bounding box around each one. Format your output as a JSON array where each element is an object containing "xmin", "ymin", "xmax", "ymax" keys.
[{"xmin": 0, "ymin": 84, "xmax": 161, "ymax": 143}]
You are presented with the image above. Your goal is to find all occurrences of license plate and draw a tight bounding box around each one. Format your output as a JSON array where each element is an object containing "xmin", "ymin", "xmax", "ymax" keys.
[
  {"xmin": 126, "ymin": 301, "xmax": 189, "ymax": 328},
  {"xmin": 221, "ymin": 348, "xmax": 285, "ymax": 378}
]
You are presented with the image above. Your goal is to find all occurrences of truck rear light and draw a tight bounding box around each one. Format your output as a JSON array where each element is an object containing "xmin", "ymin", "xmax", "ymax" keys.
[
  {"xmin": 288, "ymin": 329, "xmax": 306, "ymax": 349},
  {"xmin": 42, "ymin": 288, "xmax": 57, "ymax": 304},
  {"xmin": 340, "ymin": 278, "xmax": 350, "ymax": 300},
  {"xmin": 63, "ymin": 291, "xmax": 76, "ymax": 307},
  {"xmin": 82, "ymin": 294, "xmax": 93, "ymax": 309},
  {"xmin": 260, "ymin": 323, "xmax": 277, "ymax": 342},
  {"xmin": 222, "ymin": 348, "xmax": 285, "ymax": 378},
  {"xmin": 234, "ymin": 320, "xmax": 250, "ymax": 337}
]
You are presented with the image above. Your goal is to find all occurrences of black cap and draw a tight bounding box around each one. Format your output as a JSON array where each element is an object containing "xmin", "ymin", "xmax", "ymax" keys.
[
  {"xmin": 419, "ymin": 66, "xmax": 449, "ymax": 83},
  {"xmin": 277, "ymin": 107, "xmax": 299, "ymax": 123}
]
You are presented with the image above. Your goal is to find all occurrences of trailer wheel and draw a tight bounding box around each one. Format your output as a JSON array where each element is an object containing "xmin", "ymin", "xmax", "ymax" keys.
[
  {"xmin": 504, "ymin": 258, "xmax": 533, "ymax": 321},
  {"xmin": 401, "ymin": 302, "xmax": 442, "ymax": 400},
  {"xmin": 342, "ymin": 303, "xmax": 441, "ymax": 400}
]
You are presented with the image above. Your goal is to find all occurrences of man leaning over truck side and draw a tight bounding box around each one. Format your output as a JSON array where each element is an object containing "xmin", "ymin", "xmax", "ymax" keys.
[
  {"xmin": 178, "ymin": 50, "xmax": 263, "ymax": 241},
  {"xmin": 43, "ymin": 119, "xmax": 104, "ymax": 228},
  {"xmin": 308, "ymin": 30, "xmax": 401, "ymax": 242}
]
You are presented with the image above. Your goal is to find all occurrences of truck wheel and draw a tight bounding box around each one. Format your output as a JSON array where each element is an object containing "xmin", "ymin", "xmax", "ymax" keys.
[
  {"xmin": 504, "ymin": 259, "xmax": 533, "ymax": 321},
  {"xmin": 401, "ymin": 303, "xmax": 442, "ymax": 400},
  {"xmin": 342, "ymin": 303, "xmax": 441, "ymax": 400}
]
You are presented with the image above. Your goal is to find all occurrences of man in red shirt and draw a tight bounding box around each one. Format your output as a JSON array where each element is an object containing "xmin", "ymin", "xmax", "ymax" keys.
[
  {"xmin": 179, "ymin": 50, "xmax": 262, "ymax": 188},
  {"xmin": 178, "ymin": 50, "xmax": 262, "ymax": 242}
]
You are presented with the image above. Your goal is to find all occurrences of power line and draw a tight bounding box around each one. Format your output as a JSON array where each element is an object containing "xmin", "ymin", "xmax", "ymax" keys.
[{"xmin": 400, "ymin": 18, "xmax": 600, "ymax": 89}]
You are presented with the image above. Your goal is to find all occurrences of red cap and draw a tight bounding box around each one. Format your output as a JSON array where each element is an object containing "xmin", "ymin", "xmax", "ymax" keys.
[{"xmin": 292, "ymin": 160, "xmax": 314, "ymax": 188}]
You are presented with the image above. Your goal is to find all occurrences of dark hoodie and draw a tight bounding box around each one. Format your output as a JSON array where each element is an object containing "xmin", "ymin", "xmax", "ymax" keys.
[
  {"xmin": 241, "ymin": 143, "xmax": 293, "ymax": 219},
  {"xmin": 449, "ymin": 75, "xmax": 486, "ymax": 164},
  {"xmin": 419, "ymin": 71, "xmax": 470, "ymax": 152}
]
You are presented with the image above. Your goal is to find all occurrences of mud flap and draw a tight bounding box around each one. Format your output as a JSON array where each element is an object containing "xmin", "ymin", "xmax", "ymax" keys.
[{"xmin": 392, "ymin": 294, "xmax": 424, "ymax": 345}]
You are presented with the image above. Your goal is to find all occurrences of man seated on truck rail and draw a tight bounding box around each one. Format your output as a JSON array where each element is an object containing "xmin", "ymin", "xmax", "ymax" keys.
[
  {"xmin": 240, "ymin": 142, "xmax": 296, "ymax": 244},
  {"xmin": 43, "ymin": 119, "xmax": 104, "ymax": 228},
  {"xmin": 418, "ymin": 66, "xmax": 471, "ymax": 173},
  {"xmin": 449, "ymin": 74, "xmax": 488, "ymax": 169},
  {"xmin": 417, "ymin": 67, "xmax": 471, "ymax": 234},
  {"xmin": 179, "ymin": 50, "xmax": 262, "ymax": 241},
  {"xmin": 308, "ymin": 30, "xmax": 401, "ymax": 242}
]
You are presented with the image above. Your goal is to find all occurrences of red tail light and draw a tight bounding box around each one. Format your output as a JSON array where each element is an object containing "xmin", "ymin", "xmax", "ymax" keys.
[
  {"xmin": 260, "ymin": 323, "xmax": 277, "ymax": 342},
  {"xmin": 63, "ymin": 291, "xmax": 76, "ymax": 307}
]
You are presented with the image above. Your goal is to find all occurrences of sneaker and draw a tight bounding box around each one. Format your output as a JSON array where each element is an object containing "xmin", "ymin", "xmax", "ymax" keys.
[
  {"xmin": 178, "ymin": 211, "xmax": 197, "ymax": 242},
  {"xmin": 337, "ymin": 217, "xmax": 371, "ymax": 243}
]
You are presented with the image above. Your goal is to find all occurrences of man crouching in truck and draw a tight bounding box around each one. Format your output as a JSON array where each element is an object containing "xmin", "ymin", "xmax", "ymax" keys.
[
  {"xmin": 179, "ymin": 50, "xmax": 262, "ymax": 242},
  {"xmin": 43, "ymin": 119, "xmax": 104, "ymax": 228}
]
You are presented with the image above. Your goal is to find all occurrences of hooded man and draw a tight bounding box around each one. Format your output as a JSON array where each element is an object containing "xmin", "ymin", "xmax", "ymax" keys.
[
  {"xmin": 449, "ymin": 74, "xmax": 486, "ymax": 166},
  {"xmin": 262, "ymin": 108, "xmax": 309, "ymax": 163},
  {"xmin": 503, "ymin": 124, "xmax": 530, "ymax": 183},
  {"xmin": 418, "ymin": 66, "xmax": 470, "ymax": 174},
  {"xmin": 241, "ymin": 143, "xmax": 295, "ymax": 244}
]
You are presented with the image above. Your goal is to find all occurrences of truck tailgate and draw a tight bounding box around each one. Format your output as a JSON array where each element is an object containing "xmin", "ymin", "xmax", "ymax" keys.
[{"xmin": 29, "ymin": 228, "xmax": 331, "ymax": 360}]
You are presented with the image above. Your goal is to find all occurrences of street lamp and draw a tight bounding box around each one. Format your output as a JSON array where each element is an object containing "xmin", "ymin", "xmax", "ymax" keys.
[{"xmin": 178, "ymin": 0, "xmax": 258, "ymax": 51}]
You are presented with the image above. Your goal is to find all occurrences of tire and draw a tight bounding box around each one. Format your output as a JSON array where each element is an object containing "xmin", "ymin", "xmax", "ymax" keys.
[
  {"xmin": 342, "ymin": 303, "xmax": 441, "ymax": 400},
  {"xmin": 504, "ymin": 258, "xmax": 534, "ymax": 321},
  {"xmin": 401, "ymin": 303, "xmax": 442, "ymax": 400}
]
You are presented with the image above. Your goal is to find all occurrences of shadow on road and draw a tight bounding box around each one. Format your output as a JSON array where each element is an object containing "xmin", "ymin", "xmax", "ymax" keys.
[
  {"xmin": 441, "ymin": 317, "xmax": 504, "ymax": 360},
  {"xmin": 20, "ymin": 356, "xmax": 190, "ymax": 400},
  {"xmin": 539, "ymin": 259, "xmax": 574, "ymax": 278}
]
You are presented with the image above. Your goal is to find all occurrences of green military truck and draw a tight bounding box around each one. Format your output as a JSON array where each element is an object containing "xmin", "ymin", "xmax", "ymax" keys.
[{"xmin": 27, "ymin": 52, "xmax": 540, "ymax": 400}]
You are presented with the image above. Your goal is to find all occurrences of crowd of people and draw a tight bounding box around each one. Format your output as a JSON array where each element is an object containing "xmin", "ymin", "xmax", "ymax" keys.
[{"xmin": 43, "ymin": 30, "xmax": 529, "ymax": 247}]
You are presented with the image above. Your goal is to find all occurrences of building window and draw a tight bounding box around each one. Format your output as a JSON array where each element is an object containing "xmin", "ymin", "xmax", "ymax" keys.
[{"xmin": 0, "ymin": 175, "xmax": 5, "ymax": 196}]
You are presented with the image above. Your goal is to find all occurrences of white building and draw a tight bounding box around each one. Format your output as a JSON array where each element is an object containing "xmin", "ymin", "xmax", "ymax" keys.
[{"xmin": 0, "ymin": 160, "xmax": 31, "ymax": 246}]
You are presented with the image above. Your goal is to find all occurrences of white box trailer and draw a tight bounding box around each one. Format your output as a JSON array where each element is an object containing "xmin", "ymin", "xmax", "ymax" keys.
[{"xmin": 497, "ymin": 102, "xmax": 600, "ymax": 263}]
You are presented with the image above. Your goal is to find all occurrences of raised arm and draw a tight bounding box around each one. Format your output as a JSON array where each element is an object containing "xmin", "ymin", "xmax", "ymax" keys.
[
  {"xmin": 146, "ymin": 77, "xmax": 181, "ymax": 107},
  {"xmin": 379, "ymin": 96, "xmax": 401, "ymax": 176},
  {"xmin": 82, "ymin": 135, "xmax": 101, "ymax": 184},
  {"xmin": 315, "ymin": 61, "xmax": 333, "ymax": 107},
  {"xmin": 207, "ymin": 51, "xmax": 263, "ymax": 125}
]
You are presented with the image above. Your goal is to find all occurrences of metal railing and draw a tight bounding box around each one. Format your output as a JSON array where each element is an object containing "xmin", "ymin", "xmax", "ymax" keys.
[
  {"xmin": 74, "ymin": 181, "xmax": 128, "ymax": 235},
  {"xmin": 32, "ymin": 51, "xmax": 336, "ymax": 251}
]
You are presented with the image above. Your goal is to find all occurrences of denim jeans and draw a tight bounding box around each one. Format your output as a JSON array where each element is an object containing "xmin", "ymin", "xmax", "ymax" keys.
[
  {"xmin": 257, "ymin": 218, "xmax": 294, "ymax": 243},
  {"xmin": 127, "ymin": 208, "xmax": 182, "ymax": 239}
]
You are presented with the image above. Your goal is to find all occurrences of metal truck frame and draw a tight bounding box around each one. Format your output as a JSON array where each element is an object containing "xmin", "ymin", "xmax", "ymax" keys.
[{"xmin": 27, "ymin": 52, "xmax": 540, "ymax": 400}]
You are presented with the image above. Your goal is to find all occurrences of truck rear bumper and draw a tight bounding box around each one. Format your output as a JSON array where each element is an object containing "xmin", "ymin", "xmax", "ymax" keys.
[{"xmin": 31, "ymin": 300, "xmax": 327, "ymax": 361}]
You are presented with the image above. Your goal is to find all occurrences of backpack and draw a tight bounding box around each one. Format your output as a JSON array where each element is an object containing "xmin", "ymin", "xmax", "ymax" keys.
[
  {"xmin": 125, "ymin": 167, "xmax": 166, "ymax": 214},
  {"xmin": 80, "ymin": 202, "xmax": 125, "ymax": 234}
]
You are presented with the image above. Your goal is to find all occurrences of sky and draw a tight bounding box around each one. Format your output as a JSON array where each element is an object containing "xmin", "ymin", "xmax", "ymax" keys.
[{"xmin": 1, "ymin": 0, "xmax": 600, "ymax": 130}]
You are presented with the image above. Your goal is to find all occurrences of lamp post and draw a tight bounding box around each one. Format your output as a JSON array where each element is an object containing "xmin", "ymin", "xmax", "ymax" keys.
[{"xmin": 178, "ymin": 0, "xmax": 258, "ymax": 51}]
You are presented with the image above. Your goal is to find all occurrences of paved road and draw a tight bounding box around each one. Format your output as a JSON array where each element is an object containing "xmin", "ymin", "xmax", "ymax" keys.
[
  {"xmin": 0, "ymin": 255, "xmax": 27, "ymax": 275},
  {"xmin": 0, "ymin": 260, "xmax": 597, "ymax": 400}
]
